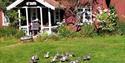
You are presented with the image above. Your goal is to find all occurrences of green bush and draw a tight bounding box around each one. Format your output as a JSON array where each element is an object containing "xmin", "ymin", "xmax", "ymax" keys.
[
  {"xmin": 58, "ymin": 24, "xmax": 72, "ymax": 37},
  {"xmin": 58, "ymin": 23, "xmax": 96, "ymax": 38},
  {"xmin": 14, "ymin": 30, "xmax": 25, "ymax": 38},
  {"xmin": 79, "ymin": 24, "xmax": 96, "ymax": 37},
  {"xmin": 0, "ymin": 27, "xmax": 15, "ymax": 37},
  {"xmin": 116, "ymin": 22, "xmax": 125, "ymax": 35},
  {"xmin": 0, "ymin": 27, "xmax": 24, "ymax": 38}
]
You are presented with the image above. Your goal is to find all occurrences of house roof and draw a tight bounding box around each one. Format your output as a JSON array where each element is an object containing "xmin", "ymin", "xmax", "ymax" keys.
[
  {"xmin": 6, "ymin": 0, "xmax": 23, "ymax": 10},
  {"xmin": 6, "ymin": 0, "xmax": 56, "ymax": 10},
  {"xmin": 45, "ymin": 0, "xmax": 59, "ymax": 8}
]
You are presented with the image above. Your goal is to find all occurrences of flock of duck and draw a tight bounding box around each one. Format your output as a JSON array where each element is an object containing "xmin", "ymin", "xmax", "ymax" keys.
[{"xmin": 30, "ymin": 52, "xmax": 91, "ymax": 63}]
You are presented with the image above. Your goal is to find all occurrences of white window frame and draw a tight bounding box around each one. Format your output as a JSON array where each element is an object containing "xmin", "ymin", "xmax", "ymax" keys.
[
  {"xmin": 77, "ymin": 6, "xmax": 93, "ymax": 24},
  {"xmin": 2, "ymin": 12, "xmax": 10, "ymax": 26}
]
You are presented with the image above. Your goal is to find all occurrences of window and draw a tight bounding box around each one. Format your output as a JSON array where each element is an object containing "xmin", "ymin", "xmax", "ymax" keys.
[
  {"xmin": 2, "ymin": 13, "xmax": 10, "ymax": 26},
  {"xmin": 54, "ymin": 9, "xmax": 60, "ymax": 25},
  {"xmin": 76, "ymin": 7, "xmax": 92, "ymax": 24}
]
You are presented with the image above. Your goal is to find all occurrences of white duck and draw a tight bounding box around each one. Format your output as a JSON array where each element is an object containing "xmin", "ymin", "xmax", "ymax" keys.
[
  {"xmin": 30, "ymin": 55, "xmax": 39, "ymax": 63},
  {"xmin": 69, "ymin": 60, "xmax": 79, "ymax": 63},
  {"xmin": 44, "ymin": 52, "xmax": 50, "ymax": 58}
]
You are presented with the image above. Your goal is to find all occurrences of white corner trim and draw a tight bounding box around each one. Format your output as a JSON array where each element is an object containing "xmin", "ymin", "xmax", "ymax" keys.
[
  {"xmin": 6, "ymin": 0, "xmax": 55, "ymax": 10},
  {"xmin": 36, "ymin": 0, "xmax": 55, "ymax": 10},
  {"xmin": 2, "ymin": 12, "xmax": 9, "ymax": 26},
  {"xmin": 2, "ymin": 12, "xmax": 4, "ymax": 26},
  {"xmin": 6, "ymin": 0, "xmax": 24, "ymax": 10}
]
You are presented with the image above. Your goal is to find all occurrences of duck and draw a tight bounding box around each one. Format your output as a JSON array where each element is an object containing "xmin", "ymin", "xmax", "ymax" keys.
[
  {"xmin": 69, "ymin": 60, "xmax": 79, "ymax": 63},
  {"xmin": 51, "ymin": 52, "xmax": 62, "ymax": 63},
  {"xmin": 83, "ymin": 54, "xmax": 91, "ymax": 61},
  {"xmin": 44, "ymin": 52, "xmax": 50, "ymax": 58},
  {"xmin": 51, "ymin": 55, "xmax": 58, "ymax": 63},
  {"xmin": 30, "ymin": 55, "xmax": 39, "ymax": 63},
  {"xmin": 59, "ymin": 55, "xmax": 69, "ymax": 62}
]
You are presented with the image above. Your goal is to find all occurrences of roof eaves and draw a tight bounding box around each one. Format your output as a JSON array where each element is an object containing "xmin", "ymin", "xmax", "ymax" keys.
[
  {"xmin": 6, "ymin": 0, "xmax": 24, "ymax": 10},
  {"xmin": 6, "ymin": 0, "xmax": 55, "ymax": 10}
]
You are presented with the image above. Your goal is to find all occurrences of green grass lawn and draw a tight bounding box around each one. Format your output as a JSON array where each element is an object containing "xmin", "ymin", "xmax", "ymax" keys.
[{"xmin": 0, "ymin": 36, "xmax": 125, "ymax": 63}]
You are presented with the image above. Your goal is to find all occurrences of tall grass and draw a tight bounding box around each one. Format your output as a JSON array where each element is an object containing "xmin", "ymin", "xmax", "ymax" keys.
[{"xmin": 0, "ymin": 27, "xmax": 24, "ymax": 38}]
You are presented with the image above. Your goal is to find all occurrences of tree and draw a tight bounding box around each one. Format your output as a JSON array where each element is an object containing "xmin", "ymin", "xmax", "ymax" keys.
[
  {"xmin": 0, "ymin": 0, "xmax": 13, "ymax": 11},
  {"xmin": 0, "ymin": 0, "xmax": 23, "ymax": 27}
]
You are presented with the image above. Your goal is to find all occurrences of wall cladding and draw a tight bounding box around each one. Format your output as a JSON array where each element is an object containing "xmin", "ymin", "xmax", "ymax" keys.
[
  {"xmin": 0, "ymin": 10, "xmax": 3, "ymax": 27},
  {"xmin": 111, "ymin": 0, "xmax": 125, "ymax": 20}
]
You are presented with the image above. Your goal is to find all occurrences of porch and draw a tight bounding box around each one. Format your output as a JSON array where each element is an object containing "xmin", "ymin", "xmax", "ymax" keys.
[
  {"xmin": 18, "ymin": 6, "xmax": 58, "ymax": 35},
  {"xmin": 6, "ymin": 0, "xmax": 62, "ymax": 36}
]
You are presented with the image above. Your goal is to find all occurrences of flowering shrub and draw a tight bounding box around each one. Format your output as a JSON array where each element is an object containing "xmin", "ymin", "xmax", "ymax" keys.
[
  {"xmin": 95, "ymin": 6, "xmax": 118, "ymax": 33},
  {"xmin": 58, "ymin": 24, "xmax": 72, "ymax": 37}
]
